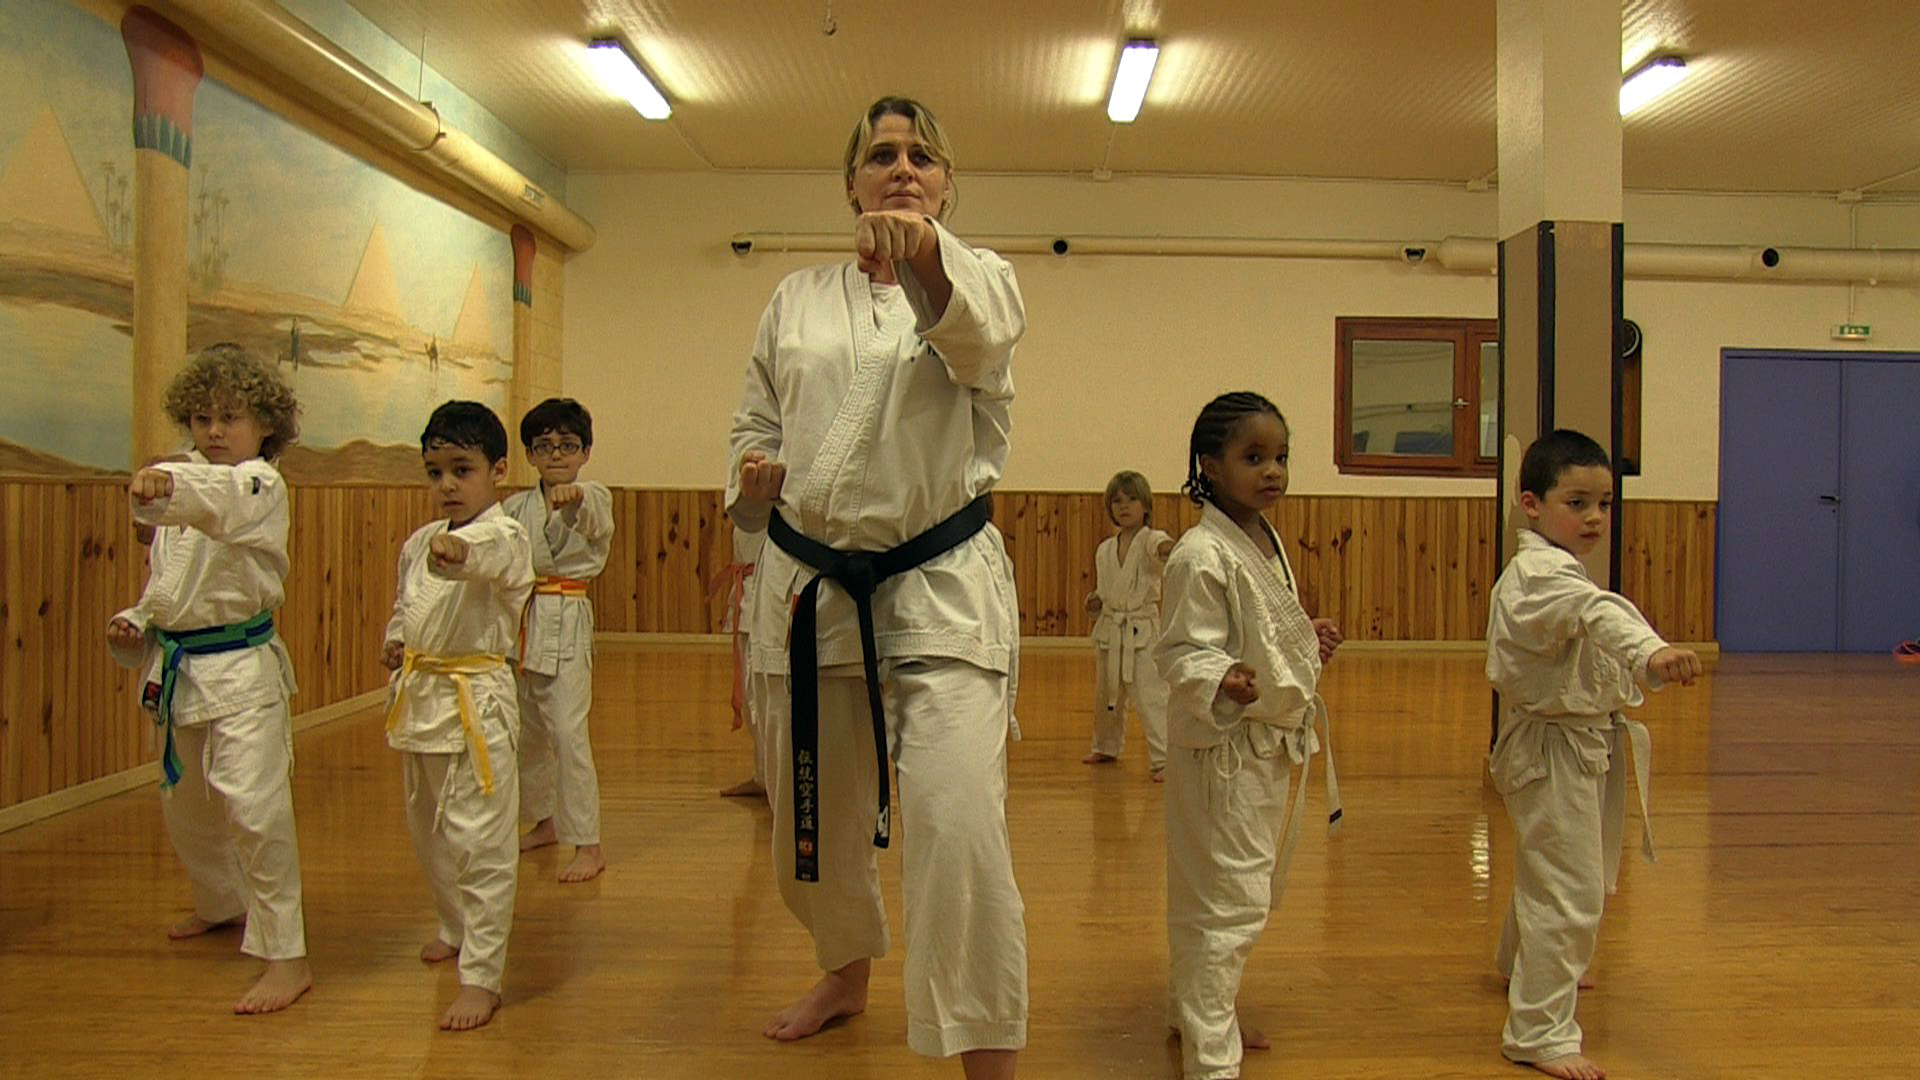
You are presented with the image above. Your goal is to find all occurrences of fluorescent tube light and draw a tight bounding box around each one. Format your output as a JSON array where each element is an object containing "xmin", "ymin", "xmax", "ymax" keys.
[
  {"xmin": 588, "ymin": 37, "xmax": 671, "ymax": 120},
  {"xmin": 1620, "ymin": 55, "xmax": 1687, "ymax": 116},
  {"xmin": 1107, "ymin": 40, "xmax": 1159, "ymax": 123}
]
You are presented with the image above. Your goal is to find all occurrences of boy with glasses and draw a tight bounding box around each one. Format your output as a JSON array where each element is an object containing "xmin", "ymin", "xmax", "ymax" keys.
[{"xmin": 505, "ymin": 398, "xmax": 614, "ymax": 882}]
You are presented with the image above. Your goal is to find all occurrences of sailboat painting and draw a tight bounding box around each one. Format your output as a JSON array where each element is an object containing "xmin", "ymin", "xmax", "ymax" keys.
[{"xmin": 0, "ymin": 0, "xmax": 515, "ymax": 483}]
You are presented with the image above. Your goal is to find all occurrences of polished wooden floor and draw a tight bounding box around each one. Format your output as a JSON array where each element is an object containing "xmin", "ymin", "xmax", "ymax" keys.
[{"xmin": 2, "ymin": 645, "xmax": 1916, "ymax": 1079}]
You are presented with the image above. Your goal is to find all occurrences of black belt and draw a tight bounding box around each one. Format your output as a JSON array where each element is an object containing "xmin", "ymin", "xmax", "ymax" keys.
[{"xmin": 768, "ymin": 493, "xmax": 992, "ymax": 882}]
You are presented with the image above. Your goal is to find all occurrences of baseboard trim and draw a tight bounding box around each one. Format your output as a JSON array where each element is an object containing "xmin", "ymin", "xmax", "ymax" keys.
[
  {"xmin": 593, "ymin": 633, "xmax": 1717, "ymax": 654},
  {"xmin": 0, "ymin": 688, "xmax": 386, "ymax": 836}
]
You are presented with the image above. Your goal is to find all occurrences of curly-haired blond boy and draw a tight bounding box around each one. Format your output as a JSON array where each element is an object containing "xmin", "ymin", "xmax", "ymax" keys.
[{"xmin": 106, "ymin": 342, "xmax": 311, "ymax": 1015}]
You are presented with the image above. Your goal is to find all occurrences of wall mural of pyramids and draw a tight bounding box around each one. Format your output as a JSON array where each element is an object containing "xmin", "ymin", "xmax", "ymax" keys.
[{"xmin": 0, "ymin": 0, "xmax": 517, "ymax": 484}]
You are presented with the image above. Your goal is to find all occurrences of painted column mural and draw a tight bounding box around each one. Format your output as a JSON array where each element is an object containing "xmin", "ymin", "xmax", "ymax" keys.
[
  {"xmin": 508, "ymin": 222, "xmax": 535, "ymax": 485},
  {"xmin": 120, "ymin": 6, "xmax": 203, "ymax": 469}
]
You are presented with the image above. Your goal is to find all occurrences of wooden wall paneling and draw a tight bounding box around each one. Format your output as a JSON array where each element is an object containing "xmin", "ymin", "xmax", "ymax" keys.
[
  {"xmin": 0, "ymin": 479, "xmax": 1720, "ymax": 814},
  {"xmin": 701, "ymin": 493, "xmax": 733, "ymax": 634},
  {"xmin": 50, "ymin": 484, "xmax": 77, "ymax": 795}
]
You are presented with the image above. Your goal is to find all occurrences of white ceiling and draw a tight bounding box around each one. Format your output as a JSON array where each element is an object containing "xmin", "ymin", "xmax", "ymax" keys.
[{"xmin": 342, "ymin": 0, "xmax": 1920, "ymax": 194}]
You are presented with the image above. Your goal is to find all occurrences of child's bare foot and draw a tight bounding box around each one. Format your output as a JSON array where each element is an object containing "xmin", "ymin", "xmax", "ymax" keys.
[
  {"xmin": 559, "ymin": 845, "xmax": 606, "ymax": 883},
  {"xmin": 1241, "ymin": 1024, "xmax": 1271, "ymax": 1050},
  {"xmin": 764, "ymin": 960, "xmax": 869, "ymax": 1041},
  {"xmin": 234, "ymin": 958, "xmax": 312, "ymax": 1014},
  {"xmin": 420, "ymin": 938, "xmax": 459, "ymax": 963},
  {"xmin": 520, "ymin": 818, "xmax": 558, "ymax": 852},
  {"xmin": 1525, "ymin": 1053, "xmax": 1606, "ymax": 1080},
  {"xmin": 1082, "ymin": 752, "xmax": 1117, "ymax": 764},
  {"xmin": 719, "ymin": 777, "xmax": 766, "ymax": 798},
  {"xmin": 439, "ymin": 985, "xmax": 500, "ymax": 1031},
  {"xmin": 169, "ymin": 914, "xmax": 242, "ymax": 939}
]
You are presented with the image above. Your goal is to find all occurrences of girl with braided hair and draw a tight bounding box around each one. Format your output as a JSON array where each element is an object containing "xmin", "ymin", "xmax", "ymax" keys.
[{"xmin": 1152, "ymin": 391, "xmax": 1344, "ymax": 1080}]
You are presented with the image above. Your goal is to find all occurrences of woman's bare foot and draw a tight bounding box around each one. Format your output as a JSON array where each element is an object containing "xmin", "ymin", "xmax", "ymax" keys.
[
  {"xmin": 1082, "ymin": 752, "xmax": 1117, "ymax": 764},
  {"xmin": 719, "ymin": 777, "xmax": 766, "ymax": 798},
  {"xmin": 1525, "ymin": 1053, "xmax": 1606, "ymax": 1080},
  {"xmin": 1241, "ymin": 1024, "xmax": 1271, "ymax": 1050},
  {"xmin": 1150, "ymin": 768, "xmax": 1166, "ymax": 784},
  {"xmin": 234, "ymin": 958, "xmax": 312, "ymax": 1015},
  {"xmin": 559, "ymin": 845, "xmax": 606, "ymax": 883},
  {"xmin": 520, "ymin": 818, "xmax": 558, "ymax": 852},
  {"xmin": 764, "ymin": 960, "xmax": 870, "ymax": 1041},
  {"xmin": 420, "ymin": 938, "xmax": 459, "ymax": 963},
  {"xmin": 439, "ymin": 985, "xmax": 500, "ymax": 1031},
  {"xmin": 169, "ymin": 914, "xmax": 243, "ymax": 939}
]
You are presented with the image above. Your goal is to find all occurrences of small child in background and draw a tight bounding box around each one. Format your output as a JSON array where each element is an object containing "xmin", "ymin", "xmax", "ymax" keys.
[
  {"xmin": 383, "ymin": 400, "xmax": 534, "ymax": 1031},
  {"xmin": 1155, "ymin": 391, "xmax": 1343, "ymax": 1080},
  {"xmin": 1084, "ymin": 470, "xmax": 1174, "ymax": 780},
  {"xmin": 106, "ymin": 342, "xmax": 310, "ymax": 1015},
  {"xmin": 1486, "ymin": 429, "xmax": 1702, "ymax": 1080},
  {"xmin": 503, "ymin": 397, "xmax": 613, "ymax": 883}
]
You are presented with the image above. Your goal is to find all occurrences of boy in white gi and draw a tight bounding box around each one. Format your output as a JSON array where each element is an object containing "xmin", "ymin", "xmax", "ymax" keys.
[
  {"xmin": 1084, "ymin": 469, "xmax": 1175, "ymax": 779},
  {"xmin": 107, "ymin": 343, "xmax": 310, "ymax": 1015},
  {"xmin": 382, "ymin": 401, "xmax": 534, "ymax": 1031},
  {"xmin": 1155, "ymin": 392, "xmax": 1344, "ymax": 1080},
  {"xmin": 505, "ymin": 398, "xmax": 612, "ymax": 883},
  {"xmin": 1487, "ymin": 429, "xmax": 1701, "ymax": 1080}
]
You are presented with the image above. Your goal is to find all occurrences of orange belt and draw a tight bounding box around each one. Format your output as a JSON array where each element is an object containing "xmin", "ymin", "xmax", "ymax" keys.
[{"xmin": 517, "ymin": 576, "xmax": 589, "ymax": 672}]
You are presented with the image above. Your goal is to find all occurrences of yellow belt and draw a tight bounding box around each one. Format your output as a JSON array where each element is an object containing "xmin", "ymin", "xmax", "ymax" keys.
[{"xmin": 386, "ymin": 649, "xmax": 508, "ymax": 794}]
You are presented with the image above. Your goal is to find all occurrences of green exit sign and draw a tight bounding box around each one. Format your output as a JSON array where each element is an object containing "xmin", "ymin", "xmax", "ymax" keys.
[{"xmin": 1832, "ymin": 323, "xmax": 1872, "ymax": 340}]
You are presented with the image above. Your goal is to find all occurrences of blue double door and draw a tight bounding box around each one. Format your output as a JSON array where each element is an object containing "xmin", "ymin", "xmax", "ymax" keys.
[{"xmin": 1718, "ymin": 351, "xmax": 1920, "ymax": 652}]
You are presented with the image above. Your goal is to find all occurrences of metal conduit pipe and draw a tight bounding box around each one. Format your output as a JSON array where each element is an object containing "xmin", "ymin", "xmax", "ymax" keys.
[
  {"xmin": 727, "ymin": 233, "xmax": 1411, "ymax": 260},
  {"xmin": 156, "ymin": 0, "xmax": 596, "ymax": 252},
  {"xmin": 731, "ymin": 231, "xmax": 1920, "ymax": 285}
]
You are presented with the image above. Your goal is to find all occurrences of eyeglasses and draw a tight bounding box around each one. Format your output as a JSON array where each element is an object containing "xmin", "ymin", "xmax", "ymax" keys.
[{"xmin": 530, "ymin": 439, "xmax": 584, "ymax": 458}]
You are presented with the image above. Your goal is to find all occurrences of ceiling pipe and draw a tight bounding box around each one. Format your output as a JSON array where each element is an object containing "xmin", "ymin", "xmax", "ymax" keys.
[
  {"xmin": 153, "ymin": 0, "xmax": 596, "ymax": 252},
  {"xmin": 730, "ymin": 231, "xmax": 1920, "ymax": 284}
]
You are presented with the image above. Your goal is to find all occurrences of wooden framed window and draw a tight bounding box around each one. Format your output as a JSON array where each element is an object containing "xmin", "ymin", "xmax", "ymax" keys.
[{"xmin": 1336, "ymin": 317, "xmax": 1499, "ymax": 478}]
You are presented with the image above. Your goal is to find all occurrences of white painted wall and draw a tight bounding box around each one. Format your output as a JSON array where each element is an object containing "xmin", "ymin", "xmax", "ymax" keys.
[{"xmin": 563, "ymin": 171, "xmax": 1920, "ymax": 499}]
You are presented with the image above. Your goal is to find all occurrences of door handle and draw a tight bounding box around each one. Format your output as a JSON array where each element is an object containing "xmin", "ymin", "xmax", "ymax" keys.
[{"xmin": 1818, "ymin": 494, "xmax": 1841, "ymax": 504}]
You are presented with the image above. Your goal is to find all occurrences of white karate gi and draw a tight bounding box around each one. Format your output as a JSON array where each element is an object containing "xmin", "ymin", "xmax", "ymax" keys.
[
  {"xmin": 503, "ymin": 481, "xmax": 612, "ymax": 847},
  {"xmin": 384, "ymin": 504, "xmax": 534, "ymax": 994},
  {"xmin": 726, "ymin": 219, "xmax": 1029, "ymax": 1058},
  {"xmin": 1090, "ymin": 526, "xmax": 1172, "ymax": 769},
  {"xmin": 1154, "ymin": 502, "xmax": 1340, "ymax": 1080},
  {"xmin": 1486, "ymin": 528, "xmax": 1664, "ymax": 1064},
  {"xmin": 109, "ymin": 453, "xmax": 305, "ymax": 962}
]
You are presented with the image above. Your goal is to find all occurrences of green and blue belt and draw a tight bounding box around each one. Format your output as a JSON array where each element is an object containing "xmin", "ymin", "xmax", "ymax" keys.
[{"xmin": 149, "ymin": 611, "xmax": 276, "ymax": 788}]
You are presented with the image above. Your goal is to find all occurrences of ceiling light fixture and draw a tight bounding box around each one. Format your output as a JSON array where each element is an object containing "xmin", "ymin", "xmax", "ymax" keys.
[
  {"xmin": 588, "ymin": 37, "xmax": 671, "ymax": 120},
  {"xmin": 1620, "ymin": 55, "xmax": 1687, "ymax": 116},
  {"xmin": 1107, "ymin": 39, "xmax": 1160, "ymax": 124}
]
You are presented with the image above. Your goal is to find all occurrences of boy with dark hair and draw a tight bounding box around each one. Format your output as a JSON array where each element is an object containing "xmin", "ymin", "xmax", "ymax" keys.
[
  {"xmin": 504, "ymin": 397, "xmax": 613, "ymax": 882},
  {"xmin": 382, "ymin": 400, "xmax": 534, "ymax": 1031},
  {"xmin": 1487, "ymin": 428, "xmax": 1703, "ymax": 1080}
]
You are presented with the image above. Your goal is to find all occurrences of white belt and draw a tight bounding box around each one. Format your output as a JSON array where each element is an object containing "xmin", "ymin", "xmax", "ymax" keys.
[
  {"xmin": 1096, "ymin": 606, "xmax": 1157, "ymax": 708},
  {"xmin": 1207, "ymin": 694, "xmax": 1342, "ymax": 911}
]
